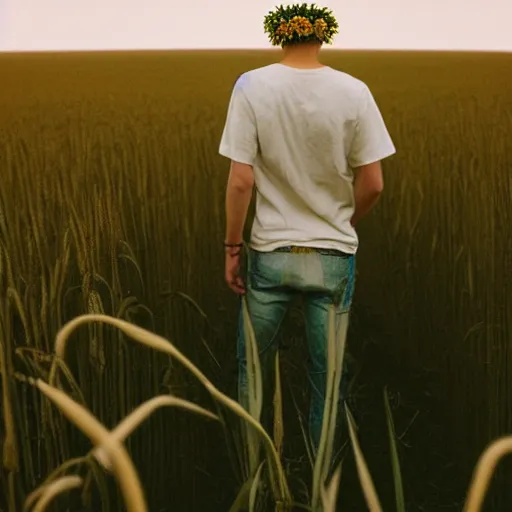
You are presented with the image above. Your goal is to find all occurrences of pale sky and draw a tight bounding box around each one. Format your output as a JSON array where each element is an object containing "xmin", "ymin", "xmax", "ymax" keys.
[{"xmin": 1, "ymin": 0, "xmax": 511, "ymax": 52}]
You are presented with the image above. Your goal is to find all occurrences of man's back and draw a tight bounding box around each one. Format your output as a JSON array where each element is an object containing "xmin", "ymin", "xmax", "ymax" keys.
[
  {"xmin": 219, "ymin": 63, "xmax": 395, "ymax": 254},
  {"xmin": 220, "ymin": 4, "xmax": 397, "ymax": 478}
]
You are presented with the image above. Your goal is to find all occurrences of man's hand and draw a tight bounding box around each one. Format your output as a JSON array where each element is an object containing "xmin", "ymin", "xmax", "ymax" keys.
[
  {"xmin": 223, "ymin": 161, "xmax": 254, "ymax": 294},
  {"xmin": 225, "ymin": 250, "xmax": 245, "ymax": 295}
]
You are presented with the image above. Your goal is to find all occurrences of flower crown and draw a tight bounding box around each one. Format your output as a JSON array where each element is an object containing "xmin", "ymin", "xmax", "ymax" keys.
[{"xmin": 263, "ymin": 3, "xmax": 339, "ymax": 47}]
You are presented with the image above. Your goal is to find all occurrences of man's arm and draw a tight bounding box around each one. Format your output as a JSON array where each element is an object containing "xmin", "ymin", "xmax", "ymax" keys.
[
  {"xmin": 225, "ymin": 161, "xmax": 255, "ymax": 245},
  {"xmin": 350, "ymin": 160, "xmax": 383, "ymax": 226},
  {"xmin": 217, "ymin": 74, "xmax": 258, "ymax": 293},
  {"xmin": 219, "ymin": 74, "xmax": 258, "ymax": 246},
  {"xmin": 347, "ymin": 85, "xmax": 396, "ymax": 227}
]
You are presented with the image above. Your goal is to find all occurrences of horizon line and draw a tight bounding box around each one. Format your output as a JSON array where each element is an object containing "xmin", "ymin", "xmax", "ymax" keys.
[{"xmin": 1, "ymin": 47, "xmax": 511, "ymax": 55}]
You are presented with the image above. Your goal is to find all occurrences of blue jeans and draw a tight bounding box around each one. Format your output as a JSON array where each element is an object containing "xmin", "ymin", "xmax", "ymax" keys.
[{"xmin": 236, "ymin": 247, "xmax": 356, "ymax": 455}]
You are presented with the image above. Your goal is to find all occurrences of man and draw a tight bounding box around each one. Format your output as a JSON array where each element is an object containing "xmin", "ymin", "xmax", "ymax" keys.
[{"xmin": 218, "ymin": 4, "xmax": 396, "ymax": 454}]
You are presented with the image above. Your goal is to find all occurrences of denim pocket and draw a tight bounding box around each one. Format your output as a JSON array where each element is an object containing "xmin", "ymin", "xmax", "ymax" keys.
[
  {"xmin": 249, "ymin": 249, "xmax": 356, "ymax": 307},
  {"xmin": 319, "ymin": 254, "xmax": 356, "ymax": 310},
  {"xmin": 249, "ymin": 250, "xmax": 287, "ymax": 290}
]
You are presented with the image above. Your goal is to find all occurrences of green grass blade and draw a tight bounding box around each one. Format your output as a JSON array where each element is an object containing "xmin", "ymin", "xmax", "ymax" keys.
[
  {"xmin": 311, "ymin": 307, "xmax": 336, "ymax": 509},
  {"xmin": 171, "ymin": 291, "xmax": 221, "ymax": 369},
  {"xmin": 384, "ymin": 387, "xmax": 405, "ymax": 512},
  {"xmin": 242, "ymin": 297, "xmax": 263, "ymax": 422},
  {"xmin": 242, "ymin": 296, "xmax": 264, "ymax": 477},
  {"xmin": 273, "ymin": 351, "xmax": 284, "ymax": 459},
  {"xmin": 320, "ymin": 463, "xmax": 342, "ymax": 512},
  {"xmin": 249, "ymin": 461, "xmax": 265, "ymax": 512},
  {"xmin": 228, "ymin": 478, "xmax": 252, "ymax": 512},
  {"xmin": 311, "ymin": 307, "xmax": 349, "ymax": 510},
  {"xmin": 321, "ymin": 311, "xmax": 349, "ymax": 481},
  {"xmin": 345, "ymin": 404, "xmax": 383, "ymax": 512},
  {"xmin": 286, "ymin": 371, "xmax": 314, "ymax": 470}
]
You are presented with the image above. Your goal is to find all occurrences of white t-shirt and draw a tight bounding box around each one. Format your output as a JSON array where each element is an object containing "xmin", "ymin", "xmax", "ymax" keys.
[{"xmin": 219, "ymin": 63, "xmax": 396, "ymax": 254}]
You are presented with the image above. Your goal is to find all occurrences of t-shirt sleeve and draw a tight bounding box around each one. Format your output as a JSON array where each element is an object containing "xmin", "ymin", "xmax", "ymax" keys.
[
  {"xmin": 218, "ymin": 74, "xmax": 259, "ymax": 166},
  {"xmin": 347, "ymin": 85, "xmax": 396, "ymax": 168}
]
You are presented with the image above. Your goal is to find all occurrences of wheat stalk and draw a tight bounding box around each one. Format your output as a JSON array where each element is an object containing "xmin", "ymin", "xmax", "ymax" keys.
[
  {"xmin": 25, "ymin": 475, "xmax": 82, "ymax": 512},
  {"xmin": 92, "ymin": 395, "xmax": 218, "ymax": 470},
  {"xmin": 49, "ymin": 313, "xmax": 292, "ymax": 505},
  {"xmin": 29, "ymin": 377, "xmax": 147, "ymax": 512},
  {"xmin": 463, "ymin": 436, "xmax": 512, "ymax": 512}
]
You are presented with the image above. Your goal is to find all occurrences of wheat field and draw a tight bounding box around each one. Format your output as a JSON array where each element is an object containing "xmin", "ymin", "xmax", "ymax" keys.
[{"xmin": 0, "ymin": 49, "xmax": 511, "ymax": 511}]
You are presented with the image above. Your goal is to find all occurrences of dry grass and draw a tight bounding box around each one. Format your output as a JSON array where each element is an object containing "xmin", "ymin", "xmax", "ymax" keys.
[
  {"xmin": 11, "ymin": 312, "xmax": 512, "ymax": 512},
  {"xmin": 0, "ymin": 49, "xmax": 511, "ymax": 510},
  {"xmin": 25, "ymin": 475, "xmax": 83, "ymax": 512},
  {"xmin": 29, "ymin": 378, "xmax": 147, "ymax": 512}
]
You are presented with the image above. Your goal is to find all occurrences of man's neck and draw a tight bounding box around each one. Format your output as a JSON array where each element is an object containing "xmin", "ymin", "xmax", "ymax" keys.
[
  {"xmin": 280, "ymin": 43, "xmax": 324, "ymax": 69},
  {"xmin": 279, "ymin": 58, "xmax": 325, "ymax": 70}
]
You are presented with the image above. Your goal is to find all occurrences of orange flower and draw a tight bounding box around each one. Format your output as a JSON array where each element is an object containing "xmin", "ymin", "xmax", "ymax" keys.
[
  {"xmin": 275, "ymin": 21, "xmax": 290, "ymax": 36},
  {"xmin": 314, "ymin": 18, "xmax": 328, "ymax": 39},
  {"xmin": 289, "ymin": 16, "xmax": 314, "ymax": 37}
]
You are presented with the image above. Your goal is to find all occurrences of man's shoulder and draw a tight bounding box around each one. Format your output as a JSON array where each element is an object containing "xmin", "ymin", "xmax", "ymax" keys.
[
  {"xmin": 327, "ymin": 68, "xmax": 369, "ymax": 93},
  {"xmin": 246, "ymin": 64, "xmax": 277, "ymax": 74},
  {"xmin": 233, "ymin": 65, "xmax": 277, "ymax": 87},
  {"xmin": 233, "ymin": 65, "xmax": 370, "ymax": 101},
  {"xmin": 240, "ymin": 64, "xmax": 367, "ymax": 82}
]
